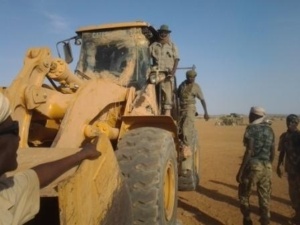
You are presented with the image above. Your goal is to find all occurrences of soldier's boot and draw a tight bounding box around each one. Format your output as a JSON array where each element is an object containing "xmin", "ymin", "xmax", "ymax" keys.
[
  {"xmin": 291, "ymin": 210, "xmax": 300, "ymax": 225},
  {"xmin": 241, "ymin": 205, "xmax": 252, "ymax": 225},
  {"xmin": 259, "ymin": 217, "xmax": 270, "ymax": 225},
  {"xmin": 243, "ymin": 217, "xmax": 253, "ymax": 225}
]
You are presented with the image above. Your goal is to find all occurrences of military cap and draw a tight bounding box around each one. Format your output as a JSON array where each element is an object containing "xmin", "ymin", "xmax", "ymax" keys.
[
  {"xmin": 286, "ymin": 114, "xmax": 299, "ymax": 125},
  {"xmin": 158, "ymin": 24, "xmax": 171, "ymax": 33},
  {"xmin": 186, "ymin": 70, "xmax": 197, "ymax": 78},
  {"xmin": 250, "ymin": 106, "xmax": 266, "ymax": 117}
]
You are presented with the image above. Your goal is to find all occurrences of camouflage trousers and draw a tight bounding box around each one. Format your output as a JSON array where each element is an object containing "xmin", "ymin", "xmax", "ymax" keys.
[
  {"xmin": 288, "ymin": 173, "xmax": 300, "ymax": 215},
  {"xmin": 179, "ymin": 104, "xmax": 196, "ymax": 147},
  {"xmin": 238, "ymin": 161, "xmax": 272, "ymax": 223}
]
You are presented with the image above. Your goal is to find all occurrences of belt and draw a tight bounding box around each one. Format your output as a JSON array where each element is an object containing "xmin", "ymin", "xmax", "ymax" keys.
[{"xmin": 180, "ymin": 103, "xmax": 195, "ymax": 108}]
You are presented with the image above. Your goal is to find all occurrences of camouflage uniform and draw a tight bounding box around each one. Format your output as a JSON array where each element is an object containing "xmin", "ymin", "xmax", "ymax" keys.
[
  {"xmin": 238, "ymin": 122, "xmax": 275, "ymax": 225},
  {"xmin": 149, "ymin": 41, "xmax": 179, "ymax": 110},
  {"xmin": 177, "ymin": 80, "xmax": 204, "ymax": 147},
  {"xmin": 278, "ymin": 129, "xmax": 300, "ymax": 220}
]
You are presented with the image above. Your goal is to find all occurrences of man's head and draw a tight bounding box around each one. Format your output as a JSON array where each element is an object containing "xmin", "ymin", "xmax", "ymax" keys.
[
  {"xmin": 158, "ymin": 24, "xmax": 171, "ymax": 40},
  {"xmin": 286, "ymin": 114, "xmax": 299, "ymax": 131},
  {"xmin": 186, "ymin": 70, "xmax": 197, "ymax": 83},
  {"xmin": 0, "ymin": 92, "xmax": 19, "ymax": 175},
  {"xmin": 249, "ymin": 106, "xmax": 266, "ymax": 124}
]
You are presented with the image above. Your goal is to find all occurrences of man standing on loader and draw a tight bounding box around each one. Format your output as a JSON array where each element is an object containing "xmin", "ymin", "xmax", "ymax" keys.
[
  {"xmin": 149, "ymin": 24, "xmax": 180, "ymax": 116},
  {"xmin": 177, "ymin": 69, "xmax": 209, "ymax": 158}
]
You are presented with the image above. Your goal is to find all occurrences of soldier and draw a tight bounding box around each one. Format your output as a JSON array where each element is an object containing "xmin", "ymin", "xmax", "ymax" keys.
[
  {"xmin": 149, "ymin": 24, "xmax": 180, "ymax": 116},
  {"xmin": 0, "ymin": 93, "xmax": 101, "ymax": 224},
  {"xmin": 236, "ymin": 106, "xmax": 275, "ymax": 225},
  {"xmin": 177, "ymin": 69, "xmax": 209, "ymax": 159},
  {"xmin": 276, "ymin": 114, "xmax": 300, "ymax": 224}
]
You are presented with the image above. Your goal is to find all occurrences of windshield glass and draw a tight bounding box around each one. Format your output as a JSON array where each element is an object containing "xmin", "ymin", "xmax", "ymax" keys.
[
  {"xmin": 76, "ymin": 28, "xmax": 151, "ymax": 88},
  {"xmin": 94, "ymin": 42, "xmax": 130, "ymax": 75}
]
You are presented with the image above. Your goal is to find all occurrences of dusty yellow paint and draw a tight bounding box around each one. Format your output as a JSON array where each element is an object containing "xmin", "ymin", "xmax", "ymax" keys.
[
  {"xmin": 1, "ymin": 20, "xmax": 180, "ymax": 224},
  {"xmin": 57, "ymin": 135, "xmax": 131, "ymax": 225},
  {"xmin": 76, "ymin": 21, "xmax": 150, "ymax": 33},
  {"xmin": 5, "ymin": 48, "xmax": 52, "ymax": 148}
]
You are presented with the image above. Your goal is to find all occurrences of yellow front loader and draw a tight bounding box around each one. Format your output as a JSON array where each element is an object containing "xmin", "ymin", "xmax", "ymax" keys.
[{"xmin": 2, "ymin": 21, "xmax": 200, "ymax": 225}]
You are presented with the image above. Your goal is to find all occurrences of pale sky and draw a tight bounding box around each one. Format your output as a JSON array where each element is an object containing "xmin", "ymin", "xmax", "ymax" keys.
[{"xmin": 1, "ymin": 0, "xmax": 299, "ymax": 115}]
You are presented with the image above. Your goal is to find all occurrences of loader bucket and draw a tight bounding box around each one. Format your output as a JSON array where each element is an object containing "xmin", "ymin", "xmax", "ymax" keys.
[{"xmin": 57, "ymin": 134, "xmax": 133, "ymax": 225}]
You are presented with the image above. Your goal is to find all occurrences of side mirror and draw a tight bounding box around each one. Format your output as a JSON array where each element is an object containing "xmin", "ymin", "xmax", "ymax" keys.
[{"xmin": 63, "ymin": 42, "xmax": 73, "ymax": 64}]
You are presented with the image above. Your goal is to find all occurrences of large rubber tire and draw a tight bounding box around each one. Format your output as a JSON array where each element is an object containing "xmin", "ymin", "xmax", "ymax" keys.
[
  {"xmin": 116, "ymin": 127, "xmax": 178, "ymax": 225},
  {"xmin": 178, "ymin": 129, "xmax": 200, "ymax": 191}
]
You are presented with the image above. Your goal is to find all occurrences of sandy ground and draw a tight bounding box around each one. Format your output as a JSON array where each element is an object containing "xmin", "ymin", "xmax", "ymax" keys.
[{"xmin": 176, "ymin": 118, "xmax": 293, "ymax": 225}]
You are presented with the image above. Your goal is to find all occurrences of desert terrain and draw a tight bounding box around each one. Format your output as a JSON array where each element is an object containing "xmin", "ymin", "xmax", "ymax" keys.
[{"xmin": 177, "ymin": 118, "xmax": 292, "ymax": 225}]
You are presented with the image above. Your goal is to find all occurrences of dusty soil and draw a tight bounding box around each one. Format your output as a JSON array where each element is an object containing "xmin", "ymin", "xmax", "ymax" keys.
[{"xmin": 177, "ymin": 118, "xmax": 293, "ymax": 225}]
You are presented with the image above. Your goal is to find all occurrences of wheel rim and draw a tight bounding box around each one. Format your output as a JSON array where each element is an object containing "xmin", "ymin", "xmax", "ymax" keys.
[{"xmin": 164, "ymin": 160, "xmax": 176, "ymax": 221}]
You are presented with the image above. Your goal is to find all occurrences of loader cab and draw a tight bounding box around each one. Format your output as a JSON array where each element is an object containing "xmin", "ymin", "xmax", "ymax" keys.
[{"xmin": 59, "ymin": 22, "xmax": 158, "ymax": 90}]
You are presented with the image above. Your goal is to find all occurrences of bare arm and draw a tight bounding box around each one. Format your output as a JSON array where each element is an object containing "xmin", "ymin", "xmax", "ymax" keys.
[
  {"xmin": 32, "ymin": 143, "xmax": 100, "ymax": 188},
  {"xmin": 170, "ymin": 59, "xmax": 179, "ymax": 76},
  {"xmin": 200, "ymin": 99, "xmax": 209, "ymax": 121}
]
